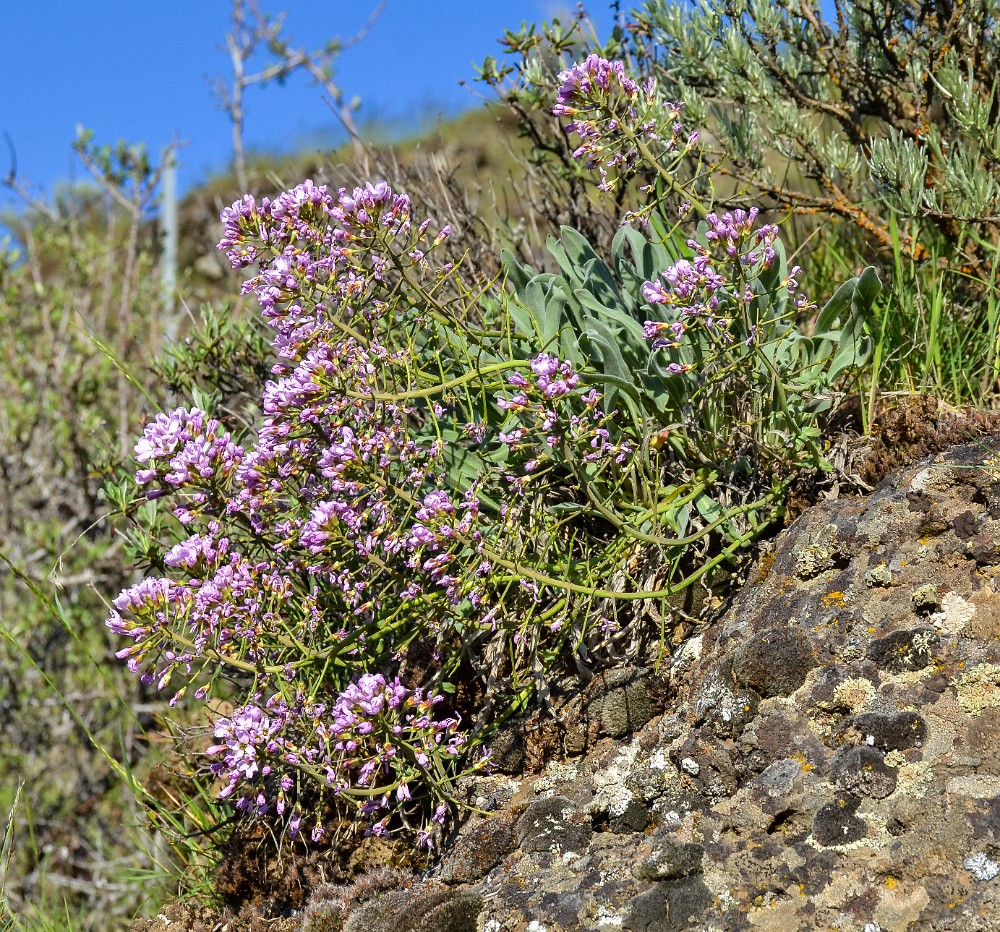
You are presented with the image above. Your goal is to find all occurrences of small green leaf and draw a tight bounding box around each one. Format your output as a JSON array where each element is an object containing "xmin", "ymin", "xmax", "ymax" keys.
[{"xmin": 694, "ymin": 491, "xmax": 722, "ymax": 523}]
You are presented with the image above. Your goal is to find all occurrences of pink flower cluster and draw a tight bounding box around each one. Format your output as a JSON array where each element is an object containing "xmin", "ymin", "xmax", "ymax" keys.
[
  {"xmin": 642, "ymin": 209, "xmax": 806, "ymax": 354},
  {"xmin": 108, "ymin": 179, "xmax": 478, "ymax": 839},
  {"xmin": 701, "ymin": 208, "xmax": 779, "ymax": 267},
  {"xmin": 552, "ymin": 54, "xmax": 698, "ymax": 192},
  {"xmin": 134, "ymin": 408, "xmax": 242, "ymax": 514},
  {"xmin": 641, "ymin": 255, "xmax": 730, "ymax": 353},
  {"xmin": 496, "ymin": 353, "xmax": 633, "ymax": 490},
  {"xmin": 218, "ymin": 179, "xmax": 447, "ymax": 361},
  {"xmin": 206, "ymin": 673, "xmax": 464, "ymax": 843}
]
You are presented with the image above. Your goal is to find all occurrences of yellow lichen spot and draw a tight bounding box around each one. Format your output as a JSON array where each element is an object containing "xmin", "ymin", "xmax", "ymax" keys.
[
  {"xmin": 821, "ymin": 590, "xmax": 846, "ymax": 607},
  {"xmin": 791, "ymin": 752, "xmax": 815, "ymax": 773},
  {"xmin": 885, "ymin": 877, "xmax": 899, "ymax": 890}
]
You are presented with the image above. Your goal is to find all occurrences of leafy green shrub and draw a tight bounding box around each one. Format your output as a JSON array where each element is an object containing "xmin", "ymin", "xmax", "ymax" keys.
[
  {"xmin": 0, "ymin": 136, "xmax": 180, "ymax": 927},
  {"xmin": 630, "ymin": 0, "xmax": 1000, "ymax": 266},
  {"xmin": 484, "ymin": 2, "xmax": 1000, "ymax": 407},
  {"xmin": 504, "ymin": 217, "xmax": 877, "ymax": 472}
]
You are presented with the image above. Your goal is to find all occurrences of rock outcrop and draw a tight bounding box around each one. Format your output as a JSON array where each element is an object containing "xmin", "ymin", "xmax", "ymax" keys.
[{"xmin": 139, "ymin": 439, "xmax": 1000, "ymax": 931}]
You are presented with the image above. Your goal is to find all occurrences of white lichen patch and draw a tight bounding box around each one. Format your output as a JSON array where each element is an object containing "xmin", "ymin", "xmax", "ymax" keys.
[
  {"xmin": 793, "ymin": 523, "xmax": 841, "ymax": 579},
  {"xmin": 910, "ymin": 468, "xmax": 933, "ymax": 492},
  {"xmin": 930, "ymin": 591, "xmax": 975, "ymax": 635},
  {"xmin": 680, "ymin": 757, "xmax": 700, "ymax": 776},
  {"xmin": 590, "ymin": 743, "xmax": 640, "ymax": 818},
  {"xmin": 891, "ymin": 758, "xmax": 933, "ymax": 799},
  {"xmin": 592, "ymin": 784, "xmax": 632, "ymax": 819},
  {"xmin": 946, "ymin": 774, "xmax": 1000, "ymax": 797},
  {"xmin": 883, "ymin": 750, "xmax": 907, "ymax": 768},
  {"xmin": 533, "ymin": 762, "xmax": 578, "ymax": 793},
  {"xmin": 526, "ymin": 922, "xmax": 548, "ymax": 932},
  {"xmin": 716, "ymin": 888, "xmax": 737, "ymax": 909},
  {"xmin": 648, "ymin": 749, "xmax": 669, "ymax": 770},
  {"xmin": 965, "ymin": 851, "xmax": 1000, "ymax": 881},
  {"xmin": 695, "ymin": 673, "xmax": 743, "ymax": 723},
  {"xmin": 596, "ymin": 904, "xmax": 624, "ymax": 928},
  {"xmin": 658, "ymin": 808, "xmax": 682, "ymax": 828},
  {"xmin": 669, "ymin": 634, "xmax": 703, "ymax": 683},
  {"xmin": 955, "ymin": 663, "xmax": 1000, "ymax": 715}
]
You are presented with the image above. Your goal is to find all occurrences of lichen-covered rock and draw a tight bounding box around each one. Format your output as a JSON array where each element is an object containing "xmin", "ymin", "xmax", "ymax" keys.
[
  {"xmin": 829, "ymin": 746, "xmax": 898, "ymax": 799},
  {"xmin": 217, "ymin": 438, "xmax": 1000, "ymax": 932},
  {"xmin": 624, "ymin": 875, "xmax": 713, "ymax": 931},
  {"xmin": 487, "ymin": 721, "xmax": 527, "ymax": 774},
  {"xmin": 438, "ymin": 813, "xmax": 516, "ymax": 884},
  {"xmin": 514, "ymin": 796, "xmax": 593, "ymax": 853},
  {"xmin": 299, "ymin": 870, "xmax": 482, "ymax": 932},
  {"xmin": 633, "ymin": 840, "xmax": 704, "ymax": 882},
  {"xmin": 560, "ymin": 667, "xmax": 658, "ymax": 754}
]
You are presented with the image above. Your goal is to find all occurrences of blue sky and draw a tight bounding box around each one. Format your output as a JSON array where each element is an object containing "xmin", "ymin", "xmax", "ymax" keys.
[{"xmin": 2, "ymin": 2, "xmax": 616, "ymax": 213}]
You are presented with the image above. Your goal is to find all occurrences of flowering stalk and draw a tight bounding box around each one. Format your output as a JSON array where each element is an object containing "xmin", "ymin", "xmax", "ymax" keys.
[{"xmin": 552, "ymin": 53, "xmax": 707, "ymax": 221}]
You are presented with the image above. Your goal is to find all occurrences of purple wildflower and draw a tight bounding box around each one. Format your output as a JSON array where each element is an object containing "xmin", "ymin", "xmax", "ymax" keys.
[{"xmin": 551, "ymin": 56, "xmax": 697, "ymax": 191}]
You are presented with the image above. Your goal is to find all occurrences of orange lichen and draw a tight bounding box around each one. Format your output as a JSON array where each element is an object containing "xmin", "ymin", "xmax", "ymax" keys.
[
  {"xmin": 756, "ymin": 551, "xmax": 777, "ymax": 583},
  {"xmin": 791, "ymin": 752, "xmax": 814, "ymax": 773}
]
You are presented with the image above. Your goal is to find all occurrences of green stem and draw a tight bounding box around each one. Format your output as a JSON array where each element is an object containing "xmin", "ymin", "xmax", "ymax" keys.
[
  {"xmin": 630, "ymin": 133, "xmax": 709, "ymax": 220},
  {"xmin": 343, "ymin": 360, "xmax": 523, "ymax": 402}
]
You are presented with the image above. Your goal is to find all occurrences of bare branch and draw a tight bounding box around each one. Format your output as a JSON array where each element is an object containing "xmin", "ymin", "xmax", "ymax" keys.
[{"xmin": 217, "ymin": 0, "xmax": 385, "ymax": 189}]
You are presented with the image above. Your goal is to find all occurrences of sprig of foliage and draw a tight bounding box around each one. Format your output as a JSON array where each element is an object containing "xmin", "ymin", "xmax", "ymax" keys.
[
  {"xmin": 482, "ymin": 2, "xmax": 1000, "ymax": 407},
  {"xmin": 631, "ymin": 0, "xmax": 1000, "ymax": 269}
]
